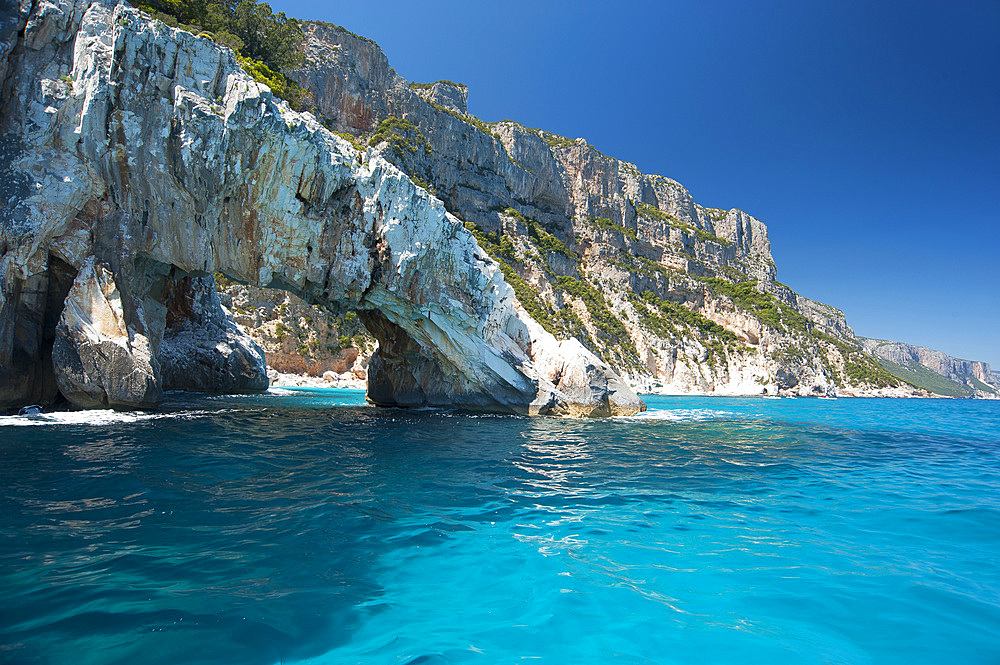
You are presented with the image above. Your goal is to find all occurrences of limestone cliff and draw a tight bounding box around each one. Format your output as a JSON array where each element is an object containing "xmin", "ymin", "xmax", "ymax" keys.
[
  {"xmin": 287, "ymin": 20, "xmax": 924, "ymax": 398},
  {"xmin": 0, "ymin": 0, "xmax": 643, "ymax": 416},
  {"xmin": 859, "ymin": 338, "xmax": 1000, "ymax": 399}
]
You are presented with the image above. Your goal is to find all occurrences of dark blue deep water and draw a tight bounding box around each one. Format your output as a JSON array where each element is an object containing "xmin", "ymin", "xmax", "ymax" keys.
[{"xmin": 2, "ymin": 391, "xmax": 999, "ymax": 664}]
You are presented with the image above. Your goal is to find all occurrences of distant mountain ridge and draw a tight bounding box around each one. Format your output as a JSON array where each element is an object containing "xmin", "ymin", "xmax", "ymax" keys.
[{"xmin": 859, "ymin": 338, "xmax": 1000, "ymax": 398}]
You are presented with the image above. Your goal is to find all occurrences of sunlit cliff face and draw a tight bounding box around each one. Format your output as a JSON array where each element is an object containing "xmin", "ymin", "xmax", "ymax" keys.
[{"xmin": 0, "ymin": 1, "xmax": 643, "ymax": 416}]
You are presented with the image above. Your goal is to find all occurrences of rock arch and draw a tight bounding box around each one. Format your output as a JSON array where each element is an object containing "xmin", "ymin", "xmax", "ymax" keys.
[{"xmin": 0, "ymin": 0, "xmax": 643, "ymax": 416}]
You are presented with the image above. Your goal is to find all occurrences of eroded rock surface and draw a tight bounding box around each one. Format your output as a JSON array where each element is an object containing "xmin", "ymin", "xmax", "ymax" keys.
[
  {"xmin": 0, "ymin": 0, "xmax": 643, "ymax": 415},
  {"xmin": 158, "ymin": 275, "xmax": 268, "ymax": 394},
  {"xmin": 51, "ymin": 258, "xmax": 161, "ymax": 409}
]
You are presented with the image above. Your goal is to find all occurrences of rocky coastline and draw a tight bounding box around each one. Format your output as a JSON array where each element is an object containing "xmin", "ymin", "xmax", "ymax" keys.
[
  {"xmin": 0, "ymin": 0, "xmax": 644, "ymax": 417},
  {"xmin": 0, "ymin": 0, "xmax": 995, "ymax": 415}
]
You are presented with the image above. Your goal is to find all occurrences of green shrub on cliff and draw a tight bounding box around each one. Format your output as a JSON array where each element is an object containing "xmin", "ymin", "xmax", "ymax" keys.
[
  {"xmin": 636, "ymin": 256, "xmax": 675, "ymax": 278},
  {"xmin": 321, "ymin": 127, "xmax": 364, "ymax": 152},
  {"xmin": 629, "ymin": 291, "xmax": 735, "ymax": 367},
  {"xmin": 138, "ymin": 1, "xmax": 303, "ymax": 68},
  {"xmin": 369, "ymin": 117, "xmax": 431, "ymax": 155},
  {"xmin": 809, "ymin": 331, "xmax": 901, "ymax": 388},
  {"xmin": 842, "ymin": 359, "xmax": 900, "ymax": 387},
  {"xmin": 528, "ymin": 223, "xmax": 573, "ymax": 259},
  {"xmin": 498, "ymin": 235, "xmax": 515, "ymax": 258},
  {"xmin": 503, "ymin": 208, "xmax": 574, "ymax": 259},
  {"xmin": 368, "ymin": 118, "xmax": 436, "ymax": 189},
  {"xmin": 699, "ymin": 278, "xmax": 811, "ymax": 334},
  {"xmin": 236, "ymin": 55, "xmax": 310, "ymax": 109},
  {"xmin": 704, "ymin": 207, "xmax": 728, "ymax": 221},
  {"xmin": 639, "ymin": 290, "xmax": 738, "ymax": 343},
  {"xmin": 136, "ymin": 1, "xmax": 307, "ymax": 106},
  {"xmin": 230, "ymin": 1, "xmax": 303, "ymax": 69},
  {"xmin": 305, "ymin": 20, "xmax": 375, "ymax": 44},
  {"xmin": 694, "ymin": 228, "xmax": 732, "ymax": 246},
  {"xmin": 409, "ymin": 80, "xmax": 467, "ymax": 91},
  {"xmin": 876, "ymin": 358, "xmax": 971, "ymax": 396},
  {"xmin": 587, "ymin": 216, "xmax": 638, "ymax": 242},
  {"xmin": 635, "ymin": 202, "xmax": 732, "ymax": 247},
  {"xmin": 370, "ymin": 118, "xmax": 405, "ymax": 147},
  {"xmin": 495, "ymin": 263, "xmax": 558, "ymax": 334},
  {"xmin": 539, "ymin": 132, "xmax": 576, "ymax": 149},
  {"xmin": 634, "ymin": 202, "xmax": 674, "ymax": 224},
  {"xmin": 462, "ymin": 218, "xmax": 595, "ymax": 350},
  {"xmin": 422, "ymin": 99, "xmax": 494, "ymax": 137},
  {"xmin": 557, "ymin": 276, "xmax": 637, "ymax": 359}
]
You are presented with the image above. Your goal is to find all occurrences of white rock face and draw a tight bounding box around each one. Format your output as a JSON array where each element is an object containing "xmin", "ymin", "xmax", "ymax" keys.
[
  {"xmin": 0, "ymin": 0, "xmax": 643, "ymax": 415},
  {"xmin": 52, "ymin": 257, "xmax": 161, "ymax": 408}
]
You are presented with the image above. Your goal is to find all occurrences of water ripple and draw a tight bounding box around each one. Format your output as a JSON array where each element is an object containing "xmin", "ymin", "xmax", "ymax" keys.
[{"xmin": 1, "ymin": 393, "xmax": 998, "ymax": 664}]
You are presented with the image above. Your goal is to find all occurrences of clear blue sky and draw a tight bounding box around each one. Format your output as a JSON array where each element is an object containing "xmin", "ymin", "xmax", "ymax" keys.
[{"xmin": 273, "ymin": 0, "xmax": 999, "ymax": 367}]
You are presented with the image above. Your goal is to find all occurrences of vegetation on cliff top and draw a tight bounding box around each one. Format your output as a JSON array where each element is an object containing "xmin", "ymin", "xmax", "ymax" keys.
[
  {"xmin": 304, "ymin": 19, "xmax": 375, "ymax": 44},
  {"xmin": 368, "ymin": 117, "xmax": 435, "ymax": 191},
  {"xmin": 538, "ymin": 132, "xmax": 577, "ymax": 149},
  {"xmin": 234, "ymin": 56, "xmax": 306, "ymax": 106},
  {"xmin": 421, "ymin": 99, "xmax": 494, "ymax": 137},
  {"xmin": 136, "ymin": 0, "xmax": 310, "ymax": 108},
  {"xmin": 369, "ymin": 117, "xmax": 432, "ymax": 155},
  {"xmin": 139, "ymin": 0, "xmax": 303, "ymax": 67},
  {"xmin": 703, "ymin": 207, "xmax": 729, "ymax": 222},
  {"xmin": 699, "ymin": 278, "xmax": 810, "ymax": 334}
]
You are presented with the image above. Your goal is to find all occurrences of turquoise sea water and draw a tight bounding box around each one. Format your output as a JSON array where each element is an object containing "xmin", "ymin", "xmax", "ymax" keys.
[{"xmin": 1, "ymin": 391, "xmax": 999, "ymax": 664}]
